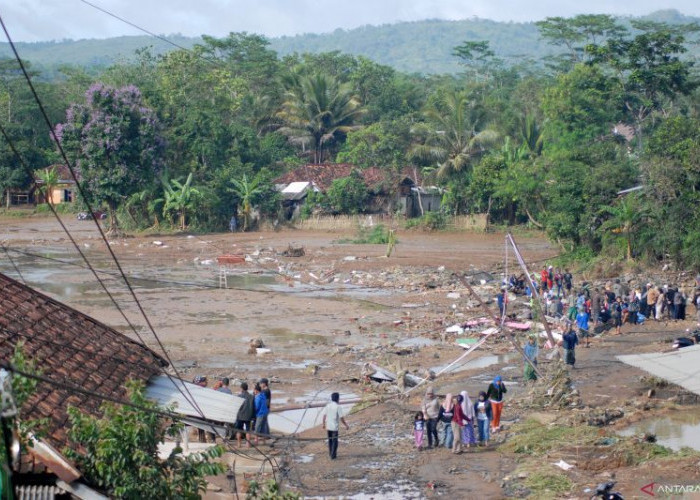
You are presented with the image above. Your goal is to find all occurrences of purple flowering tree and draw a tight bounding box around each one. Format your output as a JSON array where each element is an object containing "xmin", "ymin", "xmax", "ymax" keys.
[{"xmin": 56, "ymin": 84, "xmax": 164, "ymax": 234}]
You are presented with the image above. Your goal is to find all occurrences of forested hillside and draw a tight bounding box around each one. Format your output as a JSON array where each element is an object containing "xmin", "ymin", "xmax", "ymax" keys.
[
  {"xmin": 1, "ymin": 10, "xmax": 697, "ymax": 76},
  {"xmin": 2, "ymin": 13, "xmax": 700, "ymax": 269}
]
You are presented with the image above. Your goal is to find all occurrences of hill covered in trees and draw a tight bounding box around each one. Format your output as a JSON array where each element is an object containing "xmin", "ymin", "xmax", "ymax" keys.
[{"xmin": 1, "ymin": 9, "xmax": 698, "ymax": 75}]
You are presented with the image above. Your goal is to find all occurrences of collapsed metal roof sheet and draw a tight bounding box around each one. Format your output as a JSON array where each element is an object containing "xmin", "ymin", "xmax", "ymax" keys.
[
  {"xmin": 145, "ymin": 375, "xmax": 241, "ymax": 424},
  {"xmin": 617, "ymin": 344, "xmax": 700, "ymax": 396}
]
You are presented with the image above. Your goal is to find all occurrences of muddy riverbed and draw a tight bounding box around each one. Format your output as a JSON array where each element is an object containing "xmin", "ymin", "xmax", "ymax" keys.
[{"xmin": 3, "ymin": 214, "xmax": 700, "ymax": 499}]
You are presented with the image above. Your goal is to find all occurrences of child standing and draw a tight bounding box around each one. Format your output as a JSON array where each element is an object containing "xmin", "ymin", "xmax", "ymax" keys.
[{"xmin": 413, "ymin": 412, "xmax": 425, "ymax": 450}]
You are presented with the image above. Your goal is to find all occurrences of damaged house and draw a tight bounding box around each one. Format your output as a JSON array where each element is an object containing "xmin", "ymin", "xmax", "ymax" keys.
[
  {"xmin": 0, "ymin": 272, "xmax": 239, "ymax": 498},
  {"xmin": 275, "ymin": 163, "xmax": 442, "ymax": 219}
]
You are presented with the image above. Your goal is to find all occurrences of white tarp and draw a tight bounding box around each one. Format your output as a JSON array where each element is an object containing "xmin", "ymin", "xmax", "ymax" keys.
[
  {"xmin": 145, "ymin": 375, "xmax": 241, "ymax": 423},
  {"xmin": 617, "ymin": 344, "xmax": 700, "ymax": 396}
]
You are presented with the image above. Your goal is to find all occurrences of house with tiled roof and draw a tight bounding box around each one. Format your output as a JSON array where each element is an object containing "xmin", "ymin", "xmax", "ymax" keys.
[
  {"xmin": 35, "ymin": 164, "xmax": 78, "ymax": 205},
  {"xmin": 275, "ymin": 163, "xmax": 441, "ymax": 218},
  {"xmin": 0, "ymin": 272, "xmax": 239, "ymax": 497}
]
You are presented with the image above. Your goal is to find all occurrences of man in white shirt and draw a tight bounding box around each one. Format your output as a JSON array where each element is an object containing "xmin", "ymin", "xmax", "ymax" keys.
[{"xmin": 322, "ymin": 392, "xmax": 350, "ymax": 459}]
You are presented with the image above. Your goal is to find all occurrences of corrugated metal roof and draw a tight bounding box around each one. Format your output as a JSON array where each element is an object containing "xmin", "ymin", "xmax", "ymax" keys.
[
  {"xmin": 145, "ymin": 375, "xmax": 241, "ymax": 424},
  {"xmin": 617, "ymin": 344, "xmax": 700, "ymax": 396}
]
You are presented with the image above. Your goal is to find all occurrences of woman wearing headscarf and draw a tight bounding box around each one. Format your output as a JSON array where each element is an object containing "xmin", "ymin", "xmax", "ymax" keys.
[
  {"xmin": 437, "ymin": 393, "xmax": 455, "ymax": 449},
  {"xmin": 523, "ymin": 335, "xmax": 539, "ymax": 382},
  {"xmin": 460, "ymin": 390, "xmax": 476, "ymax": 448},
  {"xmin": 486, "ymin": 375, "xmax": 507, "ymax": 433},
  {"xmin": 451, "ymin": 394, "xmax": 466, "ymax": 454}
]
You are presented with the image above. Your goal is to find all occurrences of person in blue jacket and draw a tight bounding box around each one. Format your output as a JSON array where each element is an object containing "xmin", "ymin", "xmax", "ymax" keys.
[{"xmin": 253, "ymin": 382, "xmax": 269, "ymax": 445}]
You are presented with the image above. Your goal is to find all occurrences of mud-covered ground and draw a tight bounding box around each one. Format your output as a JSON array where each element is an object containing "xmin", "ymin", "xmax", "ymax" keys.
[{"xmin": 2, "ymin": 214, "xmax": 699, "ymax": 499}]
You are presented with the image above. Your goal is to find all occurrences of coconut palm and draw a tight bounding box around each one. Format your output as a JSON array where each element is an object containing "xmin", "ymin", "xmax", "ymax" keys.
[
  {"xmin": 277, "ymin": 72, "xmax": 365, "ymax": 163},
  {"xmin": 410, "ymin": 90, "xmax": 498, "ymax": 179}
]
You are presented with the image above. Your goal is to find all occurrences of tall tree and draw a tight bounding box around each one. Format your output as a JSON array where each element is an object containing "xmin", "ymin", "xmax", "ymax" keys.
[
  {"xmin": 410, "ymin": 90, "xmax": 498, "ymax": 179},
  {"xmin": 277, "ymin": 72, "xmax": 365, "ymax": 163},
  {"xmin": 586, "ymin": 21, "xmax": 699, "ymax": 151},
  {"xmin": 56, "ymin": 83, "xmax": 164, "ymax": 234}
]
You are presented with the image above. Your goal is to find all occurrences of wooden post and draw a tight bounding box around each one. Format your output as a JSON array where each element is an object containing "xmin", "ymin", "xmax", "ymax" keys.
[
  {"xmin": 456, "ymin": 274, "xmax": 544, "ymax": 379},
  {"xmin": 506, "ymin": 233, "xmax": 557, "ymax": 347}
]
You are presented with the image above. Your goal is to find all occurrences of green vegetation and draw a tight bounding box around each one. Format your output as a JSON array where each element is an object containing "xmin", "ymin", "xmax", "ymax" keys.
[
  {"xmin": 1, "ymin": 12, "xmax": 700, "ymax": 267},
  {"xmin": 501, "ymin": 419, "xmax": 599, "ymax": 455},
  {"xmin": 65, "ymin": 380, "xmax": 224, "ymax": 499},
  {"xmin": 338, "ymin": 224, "xmax": 393, "ymax": 244},
  {"xmin": 524, "ymin": 471, "xmax": 573, "ymax": 498},
  {"xmin": 245, "ymin": 479, "xmax": 300, "ymax": 499}
]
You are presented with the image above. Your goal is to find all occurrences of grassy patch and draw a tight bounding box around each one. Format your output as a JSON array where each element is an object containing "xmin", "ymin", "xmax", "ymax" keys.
[
  {"xmin": 613, "ymin": 438, "xmax": 672, "ymax": 466},
  {"xmin": 337, "ymin": 224, "xmax": 393, "ymax": 244},
  {"xmin": 524, "ymin": 471, "xmax": 573, "ymax": 498},
  {"xmin": 501, "ymin": 419, "xmax": 598, "ymax": 456}
]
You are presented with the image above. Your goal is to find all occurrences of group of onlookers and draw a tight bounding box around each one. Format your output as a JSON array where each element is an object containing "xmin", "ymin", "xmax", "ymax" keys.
[
  {"xmin": 417, "ymin": 377, "xmax": 507, "ymax": 453},
  {"xmin": 191, "ymin": 375, "xmax": 271, "ymax": 447}
]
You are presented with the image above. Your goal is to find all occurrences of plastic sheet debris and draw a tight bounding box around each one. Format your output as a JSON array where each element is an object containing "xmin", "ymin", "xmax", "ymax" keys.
[{"xmin": 553, "ymin": 459, "xmax": 574, "ymax": 471}]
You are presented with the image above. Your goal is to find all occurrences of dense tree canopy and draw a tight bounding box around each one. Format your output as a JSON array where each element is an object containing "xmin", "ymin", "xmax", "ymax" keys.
[{"xmin": 1, "ymin": 18, "xmax": 699, "ymax": 266}]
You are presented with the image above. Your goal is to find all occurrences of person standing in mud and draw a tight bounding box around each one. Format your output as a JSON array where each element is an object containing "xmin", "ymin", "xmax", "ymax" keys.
[
  {"xmin": 460, "ymin": 390, "xmax": 477, "ymax": 448},
  {"xmin": 437, "ymin": 393, "xmax": 456, "ymax": 449},
  {"xmin": 486, "ymin": 375, "xmax": 507, "ymax": 433},
  {"xmin": 562, "ymin": 323, "xmax": 579, "ymax": 367},
  {"xmin": 234, "ymin": 382, "xmax": 255, "ymax": 448},
  {"xmin": 523, "ymin": 335, "xmax": 539, "ymax": 381},
  {"xmin": 413, "ymin": 412, "xmax": 425, "ymax": 450},
  {"xmin": 259, "ymin": 378, "xmax": 272, "ymax": 410},
  {"xmin": 611, "ymin": 297, "xmax": 623, "ymax": 335},
  {"xmin": 322, "ymin": 392, "xmax": 349, "ymax": 460},
  {"xmin": 452, "ymin": 394, "xmax": 466, "ymax": 454},
  {"xmin": 421, "ymin": 386, "xmax": 440, "ymax": 448},
  {"xmin": 253, "ymin": 383, "xmax": 269, "ymax": 445},
  {"xmin": 474, "ymin": 391, "xmax": 492, "ymax": 446}
]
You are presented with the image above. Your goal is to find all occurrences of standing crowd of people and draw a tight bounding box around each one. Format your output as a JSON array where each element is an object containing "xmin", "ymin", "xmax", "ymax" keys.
[
  {"xmin": 417, "ymin": 377, "xmax": 507, "ymax": 453},
  {"xmin": 189, "ymin": 375, "xmax": 272, "ymax": 448}
]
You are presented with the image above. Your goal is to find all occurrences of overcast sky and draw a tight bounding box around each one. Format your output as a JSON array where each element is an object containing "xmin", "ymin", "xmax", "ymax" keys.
[{"xmin": 3, "ymin": 0, "xmax": 699, "ymax": 42}]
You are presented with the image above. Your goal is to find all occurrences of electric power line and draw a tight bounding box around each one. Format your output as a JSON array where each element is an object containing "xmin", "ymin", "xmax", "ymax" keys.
[{"xmin": 0, "ymin": 16, "xmax": 210, "ymax": 423}]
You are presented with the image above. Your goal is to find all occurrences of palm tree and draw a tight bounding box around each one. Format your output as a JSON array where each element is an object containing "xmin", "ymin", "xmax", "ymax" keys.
[
  {"xmin": 228, "ymin": 174, "xmax": 263, "ymax": 232},
  {"xmin": 277, "ymin": 72, "xmax": 365, "ymax": 163},
  {"xmin": 519, "ymin": 114, "xmax": 545, "ymax": 157},
  {"xmin": 35, "ymin": 166, "xmax": 59, "ymax": 206},
  {"xmin": 162, "ymin": 173, "xmax": 201, "ymax": 231},
  {"xmin": 410, "ymin": 90, "xmax": 498, "ymax": 179}
]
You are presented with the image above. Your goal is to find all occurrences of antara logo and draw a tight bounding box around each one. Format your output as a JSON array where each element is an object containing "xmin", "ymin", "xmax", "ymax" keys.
[{"xmin": 640, "ymin": 482, "xmax": 655, "ymax": 496}]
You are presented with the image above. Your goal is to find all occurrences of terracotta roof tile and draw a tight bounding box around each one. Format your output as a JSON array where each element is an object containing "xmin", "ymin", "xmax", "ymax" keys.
[
  {"xmin": 275, "ymin": 164, "xmax": 424, "ymax": 193},
  {"xmin": 0, "ymin": 272, "xmax": 168, "ymax": 456}
]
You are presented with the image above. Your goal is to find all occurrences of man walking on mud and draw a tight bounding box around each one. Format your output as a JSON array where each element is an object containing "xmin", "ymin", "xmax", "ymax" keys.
[
  {"xmin": 322, "ymin": 392, "xmax": 349, "ymax": 460},
  {"xmin": 421, "ymin": 386, "xmax": 441, "ymax": 448}
]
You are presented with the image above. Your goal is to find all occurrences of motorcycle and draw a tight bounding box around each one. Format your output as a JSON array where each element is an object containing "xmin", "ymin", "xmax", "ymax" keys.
[
  {"xmin": 77, "ymin": 210, "xmax": 107, "ymax": 221},
  {"xmin": 672, "ymin": 329, "xmax": 700, "ymax": 349},
  {"xmin": 590, "ymin": 481, "xmax": 624, "ymax": 500}
]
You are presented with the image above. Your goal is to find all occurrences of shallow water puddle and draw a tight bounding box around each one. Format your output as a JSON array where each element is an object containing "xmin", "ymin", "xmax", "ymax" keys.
[
  {"xmin": 618, "ymin": 410, "xmax": 700, "ymax": 451},
  {"xmin": 432, "ymin": 351, "xmax": 519, "ymax": 374}
]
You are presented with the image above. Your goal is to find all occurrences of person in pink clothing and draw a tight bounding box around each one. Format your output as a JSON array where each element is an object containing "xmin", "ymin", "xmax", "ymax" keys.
[{"xmin": 413, "ymin": 412, "xmax": 425, "ymax": 450}]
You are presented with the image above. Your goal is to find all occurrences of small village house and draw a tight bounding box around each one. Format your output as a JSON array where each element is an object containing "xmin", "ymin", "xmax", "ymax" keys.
[
  {"xmin": 275, "ymin": 163, "xmax": 442, "ymax": 219},
  {"xmin": 35, "ymin": 165, "xmax": 77, "ymax": 205}
]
